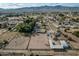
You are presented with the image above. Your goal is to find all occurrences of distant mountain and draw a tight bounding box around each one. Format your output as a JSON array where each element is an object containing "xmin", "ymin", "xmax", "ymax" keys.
[
  {"xmin": 0, "ymin": 5, "xmax": 79, "ymax": 13},
  {"xmin": 0, "ymin": 8, "xmax": 4, "ymax": 11}
]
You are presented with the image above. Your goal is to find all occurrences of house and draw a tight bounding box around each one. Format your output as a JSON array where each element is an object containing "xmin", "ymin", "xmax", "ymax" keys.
[
  {"xmin": 60, "ymin": 40, "xmax": 69, "ymax": 48},
  {"xmin": 7, "ymin": 17, "xmax": 23, "ymax": 28},
  {"xmin": 51, "ymin": 40, "xmax": 69, "ymax": 49},
  {"xmin": 34, "ymin": 22, "xmax": 46, "ymax": 33},
  {"xmin": 0, "ymin": 17, "xmax": 24, "ymax": 29},
  {"xmin": 55, "ymin": 31, "xmax": 61, "ymax": 37},
  {"xmin": 0, "ymin": 21, "xmax": 7, "ymax": 28}
]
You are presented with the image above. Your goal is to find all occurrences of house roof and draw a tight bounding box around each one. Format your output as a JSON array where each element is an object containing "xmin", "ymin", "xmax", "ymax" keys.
[{"xmin": 7, "ymin": 17, "xmax": 23, "ymax": 21}]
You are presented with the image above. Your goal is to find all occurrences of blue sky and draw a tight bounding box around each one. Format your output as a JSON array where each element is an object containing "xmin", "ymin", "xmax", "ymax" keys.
[{"xmin": 0, "ymin": 3, "xmax": 79, "ymax": 9}]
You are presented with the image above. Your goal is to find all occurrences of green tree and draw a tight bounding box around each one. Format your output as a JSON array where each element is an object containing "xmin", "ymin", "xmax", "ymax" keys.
[
  {"xmin": 73, "ymin": 31, "xmax": 79, "ymax": 37},
  {"xmin": 15, "ymin": 16, "xmax": 35, "ymax": 33}
]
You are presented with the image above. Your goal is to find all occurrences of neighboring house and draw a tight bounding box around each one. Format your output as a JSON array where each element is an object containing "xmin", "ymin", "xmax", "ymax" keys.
[
  {"xmin": 0, "ymin": 17, "xmax": 23, "ymax": 28},
  {"xmin": 34, "ymin": 22, "xmax": 46, "ymax": 33},
  {"xmin": 0, "ymin": 21, "xmax": 7, "ymax": 28},
  {"xmin": 51, "ymin": 40, "xmax": 69, "ymax": 49},
  {"xmin": 7, "ymin": 17, "xmax": 23, "ymax": 28}
]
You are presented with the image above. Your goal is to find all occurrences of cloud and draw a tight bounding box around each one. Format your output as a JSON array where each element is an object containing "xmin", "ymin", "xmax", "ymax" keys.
[{"xmin": 0, "ymin": 3, "xmax": 20, "ymax": 9}]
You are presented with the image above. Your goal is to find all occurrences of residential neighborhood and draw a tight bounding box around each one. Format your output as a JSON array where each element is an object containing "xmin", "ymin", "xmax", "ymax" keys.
[{"xmin": 0, "ymin": 3, "xmax": 79, "ymax": 56}]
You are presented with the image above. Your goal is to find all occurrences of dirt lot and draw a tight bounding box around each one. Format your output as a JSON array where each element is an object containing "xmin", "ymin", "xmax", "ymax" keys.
[
  {"xmin": 5, "ymin": 35, "xmax": 30, "ymax": 50},
  {"xmin": 0, "ymin": 31, "xmax": 19, "ymax": 42},
  {"xmin": 0, "ymin": 30, "xmax": 30, "ymax": 50},
  {"xmin": 69, "ymin": 41, "xmax": 79, "ymax": 49},
  {"xmin": 62, "ymin": 31, "xmax": 79, "ymax": 49},
  {"xmin": 0, "ymin": 30, "xmax": 50, "ymax": 50},
  {"xmin": 28, "ymin": 33, "xmax": 50, "ymax": 49}
]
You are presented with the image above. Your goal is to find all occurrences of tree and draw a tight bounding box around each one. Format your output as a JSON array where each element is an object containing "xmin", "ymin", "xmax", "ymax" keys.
[
  {"xmin": 73, "ymin": 31, "xmax": 79, "ymax": 37},
  {"xmin": 3, "ymin": 40, "xmax": 9, "ymax": 44},
  {"xmin": 59, "ymin": 13, "xmax": 64, "ymax": 17},
  {"xmin": 15, "ymin": 16, "xmax": 36, "ymax": 33}
]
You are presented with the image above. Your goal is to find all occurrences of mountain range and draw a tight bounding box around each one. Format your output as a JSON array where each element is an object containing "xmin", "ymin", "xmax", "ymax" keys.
[{"xmin": 0, "ymin": 5, "xmax": 79, "ymax": 13}]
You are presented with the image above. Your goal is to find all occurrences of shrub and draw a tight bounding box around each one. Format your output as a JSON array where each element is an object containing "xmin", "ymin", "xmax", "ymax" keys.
[{"xmin": 73, "ymin": 31, "xmax": 79, "ymax": 37}]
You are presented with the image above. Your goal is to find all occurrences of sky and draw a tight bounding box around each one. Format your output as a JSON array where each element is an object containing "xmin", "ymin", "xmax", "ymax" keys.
[{"xmin": 0, "ymin": 3, "xmax": 79, "ymax": 9}]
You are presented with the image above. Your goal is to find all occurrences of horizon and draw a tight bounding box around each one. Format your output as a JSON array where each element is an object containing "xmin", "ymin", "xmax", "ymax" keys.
[{"xmin": 0, "ymin": 3, "xmax": 79, "ymax": 9}]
